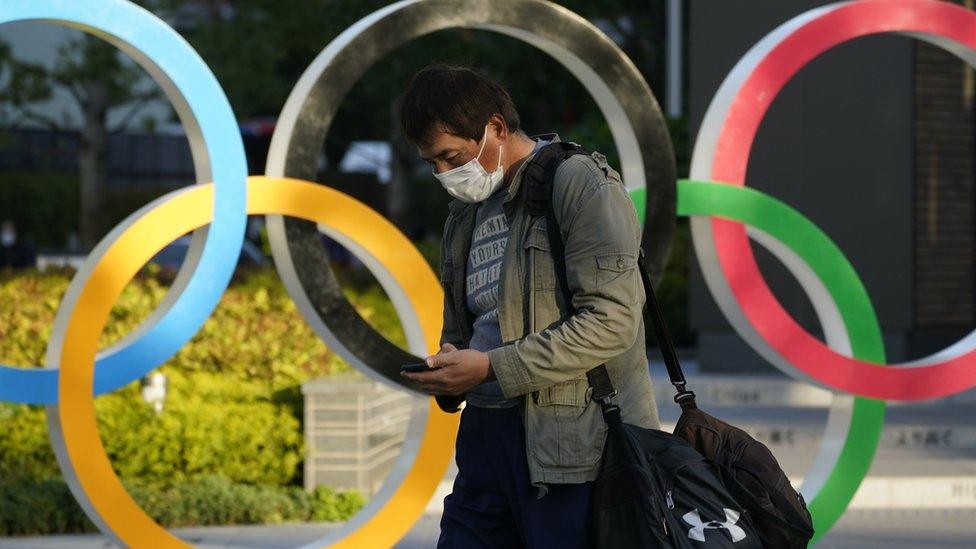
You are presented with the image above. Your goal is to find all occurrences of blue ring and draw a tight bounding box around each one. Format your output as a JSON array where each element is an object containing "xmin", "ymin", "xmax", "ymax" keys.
[{"xmin": 0, "ymin": 0, "xmax": 247, "ymax": 404}]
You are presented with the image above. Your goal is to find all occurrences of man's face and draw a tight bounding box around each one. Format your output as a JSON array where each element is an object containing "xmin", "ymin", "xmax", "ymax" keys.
[
  {"xmin": 418, "ymin": 125, "xmax": 499, "ymax": 175},
  {"xmin": 0, "ymin": 221, "xmax": 15, "ymax": 247}
]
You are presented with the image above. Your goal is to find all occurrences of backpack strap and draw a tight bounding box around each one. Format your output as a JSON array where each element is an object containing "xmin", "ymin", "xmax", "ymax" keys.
[
  {"xmin": 521, "ymin": 142, "xmax": 620, "ymax": 410},
  {"xmin": 521, "ymin": 142, "xmax": 697, "ymax": 412},
  {"xmin": 522, "ymin": 141, "xmax": 590, "ymax": 218}
]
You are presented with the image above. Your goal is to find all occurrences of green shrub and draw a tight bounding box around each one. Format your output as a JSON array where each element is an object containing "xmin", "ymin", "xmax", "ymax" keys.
[
  {"xmin": 0, "ymin": 266, "xmax": 406, "ymax": 487},
  {"xmin": 0, "ymin": 404, "xmax": 52, "ymax": 483},
  {"xmin": 308, "ymin": 484, "xmax": 367, "ymax": 522},
  {"xmin": 0, "ymin": 264, "xmax": 406, "ymax": 386},
  {"xmin": 0, "ymin": 267, "xmax": 67, "ymax": 367},
  {"xmin": 0, "ymin": 476, "xmax": 365, "ymax": 536},
  {"xmin": 0, "ymin": 373, "xmax": 303, "ymax": 486},
  {"xmin": 0, "ymin": 478, "xmax": 94, "ymax": 536}
]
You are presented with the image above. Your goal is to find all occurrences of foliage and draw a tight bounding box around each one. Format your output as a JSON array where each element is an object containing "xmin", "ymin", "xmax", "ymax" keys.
[
  {"xmin": 0, "ymin": 170, "xmax": 78, "ymax": 250},
  {"xmin": 128, "ymin": 476, "xmax": 365, "ymax": 528},
  {"xmin": 0, "ymin": 265, "xmax": 404, "ymax": 486},
  {"xmin": 173, "ymin": 0, "xmax": 670, "ymax": 142},
  {"xmin": 0, "ymin": 372, "xmax": 304, "ymax": 487},
  {"xmin": 0, "ymin": 0, "xmax": 171, "ymax": 247},
  {"xmin": 0, "ymin": 43, "xmax": 51, "ymax": 121},
  {"xmin": 0, "ymin": 476, "xmax": 365, "ymax": 536},
  {"xmin": 0, "ymin": 0, "xmax": 166, "ymax": 131},
  {"xmin": 666, "ymin": 114, "xmax": 691, "ymax": 178},
  {"xmin": 0, "ymin": 478, "xmax": 94, "ymax": 536},
  {"xmin": 0, "ymin": 264, "xmax": 404, "ymax": 384},
  {"xmin": 1, "ymin": 1, "xmax": 687, "ymax": 250}
]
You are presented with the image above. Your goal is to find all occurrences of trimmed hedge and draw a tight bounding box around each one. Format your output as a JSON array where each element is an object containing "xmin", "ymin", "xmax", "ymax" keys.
[
  {"xmin": 0, "ymin": 476, "xmax": 365, "ymax": 536},
  {"xmin": 0, "ymin": 478, "xmax": 93, "ymax": 536},
  {"xmin": 0, "ymin": 376, "xmax": 303, "ymax": 486},
  {"xmin": 129, "ymin": 475, "xmax": 365, "ymax": 528}
]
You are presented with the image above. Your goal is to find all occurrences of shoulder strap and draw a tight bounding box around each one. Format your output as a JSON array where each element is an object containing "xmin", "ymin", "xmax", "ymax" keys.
[
  {"xmin": 522, "ymin": 142, "xmax": 619, "ymax": 408},
  {"xmin": 522, "ymin": 141, "xmax": 589, "ymax": 217},
  {"xmin": 637, "ymin": 250, "xmax": 696, "ymax": 409},
  {"xmin": 521, "ymin": 142, "xmax": 697, "ymax": 412}
]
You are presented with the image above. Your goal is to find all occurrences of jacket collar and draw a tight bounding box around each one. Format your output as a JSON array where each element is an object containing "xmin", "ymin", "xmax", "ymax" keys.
[{"xmin": 447, "ymin": 132, "xmax": 561, "ymax": 215}]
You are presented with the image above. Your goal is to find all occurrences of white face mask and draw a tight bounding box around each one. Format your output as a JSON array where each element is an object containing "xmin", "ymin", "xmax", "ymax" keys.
[
  {"xmin": 433, "ymin": 125, "xmax": 504, "ymax": 203},
  {"xmin": 0, "ymin": 231, "xmax": 14, "ymax": 247}
]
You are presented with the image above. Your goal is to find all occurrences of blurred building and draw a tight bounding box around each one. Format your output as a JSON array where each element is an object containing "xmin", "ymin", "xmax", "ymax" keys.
[
  {"xmin": 689, "ymin": 0, "xmax": 975, "ymax": 371},
  {"xmin": 0, "ymin": 126, "xmax": 195, "ymax": 186}
]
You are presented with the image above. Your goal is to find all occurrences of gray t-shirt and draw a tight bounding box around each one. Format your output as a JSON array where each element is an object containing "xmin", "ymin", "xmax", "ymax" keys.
[{"xmin": 464, "ymin": 137, "xmax": 549, "ymax": 408}]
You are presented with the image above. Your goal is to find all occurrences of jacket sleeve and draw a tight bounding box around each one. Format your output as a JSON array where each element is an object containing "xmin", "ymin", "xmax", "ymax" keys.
[
  {"xmin": 438, "ymin": 212, "xmax": 465, "ymax": 350},
  {"xmin": 487, "ymin": 155, "xmax": 645, "ymax": 398},
  {"xmin": 435, "ymin": 212, "xmax": 466, "ymax": 413}
]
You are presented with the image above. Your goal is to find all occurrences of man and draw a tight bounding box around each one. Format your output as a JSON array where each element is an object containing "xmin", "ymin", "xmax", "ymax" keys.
[
  {"xmin": 398, "ymin": 64, "xmax": 660, "ymax": 548},
  {"xmin": 0, "ymin": 220, "xmax": 35, "ymax": 270}
]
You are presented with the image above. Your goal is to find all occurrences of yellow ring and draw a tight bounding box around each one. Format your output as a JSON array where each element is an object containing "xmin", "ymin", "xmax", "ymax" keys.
[{"xmin": 54, "ymin": 176, "xmax": 457, "ymax": 548}]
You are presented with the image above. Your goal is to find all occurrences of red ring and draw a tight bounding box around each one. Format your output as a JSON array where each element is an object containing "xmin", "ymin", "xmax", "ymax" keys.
[{"xmin": 712, "ymin": 0, "xmax": 976, "ymax": 400}]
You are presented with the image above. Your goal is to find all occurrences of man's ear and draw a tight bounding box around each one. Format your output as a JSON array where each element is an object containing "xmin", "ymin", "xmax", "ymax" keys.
[{"xmin": 488, "ymin": 113, "xmax": 509, "ymax": 143}]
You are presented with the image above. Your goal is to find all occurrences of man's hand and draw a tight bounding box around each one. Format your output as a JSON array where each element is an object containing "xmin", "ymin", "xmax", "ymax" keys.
[{"xmin": 400, "ymin": 342, "xmax": 495, "ymax": 396}]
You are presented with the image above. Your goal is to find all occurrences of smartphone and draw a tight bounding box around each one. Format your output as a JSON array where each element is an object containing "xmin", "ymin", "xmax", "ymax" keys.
[{"xmin": 400, "ymin": 361, "xmax": 433, "ymax": 373}]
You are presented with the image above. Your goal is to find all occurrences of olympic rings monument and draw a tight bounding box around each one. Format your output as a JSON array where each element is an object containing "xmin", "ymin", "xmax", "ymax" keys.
[{"xmin": 2, "ymin": 0, "xmax": 976, "ymax": 546}]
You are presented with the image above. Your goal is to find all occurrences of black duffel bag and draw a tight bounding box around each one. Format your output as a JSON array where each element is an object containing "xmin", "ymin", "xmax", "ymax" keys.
[
  {"xmin": 588, "ymin": 380, "xmax": 763, "ymax": 548},
  {"xmin": 635, "ymin": 253, "xmax": 815, "ymax": 548},
  {"xmin": 525, "ymin": 141, "xmax": 814, "ymax": 547}
]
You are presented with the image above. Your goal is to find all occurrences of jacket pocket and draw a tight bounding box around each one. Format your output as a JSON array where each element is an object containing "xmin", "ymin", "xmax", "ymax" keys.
[
  {"xmin": 594, "ymin": 250, "xmax": 639, "ymax": 305},
  {"xmin": 594, "ymin": 251, "xmax": 636, "ymax": 283},
  {"xmin": 523, "ymin": 221, "xmax": 563, "ymax": 332},
  {"xmin": 522, "ymin": 221, "xmax": 557, "ymax": 290},
  {"xmin": 525, "ymin": 377, "xmax": 607, "ymax": 468}
]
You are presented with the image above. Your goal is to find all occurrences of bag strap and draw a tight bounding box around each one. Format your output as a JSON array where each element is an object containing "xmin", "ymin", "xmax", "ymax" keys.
[
  {"xmin": 636, "ymin": 250, "xmax": 697, "ymax": 410},
  {"xmin": 521, "ymin": 141, "xmax": 696, "ymax": 413}
]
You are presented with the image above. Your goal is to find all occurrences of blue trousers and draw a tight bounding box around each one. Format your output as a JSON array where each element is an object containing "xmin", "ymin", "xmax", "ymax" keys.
[{"xmin": 437, "ymin": 404, "xmax": 595, "ymax": 549}]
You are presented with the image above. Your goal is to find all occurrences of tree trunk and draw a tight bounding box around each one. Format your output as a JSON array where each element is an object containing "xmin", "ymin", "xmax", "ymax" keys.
[{"xmin": 77, "ymin": 80, "xmax": 108, "ymax": 250}]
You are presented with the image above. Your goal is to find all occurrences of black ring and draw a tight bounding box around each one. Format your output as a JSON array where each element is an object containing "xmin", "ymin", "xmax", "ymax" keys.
[{"xmin": 265, "ymin": 0, "xmax": 676, "ymax": 390}]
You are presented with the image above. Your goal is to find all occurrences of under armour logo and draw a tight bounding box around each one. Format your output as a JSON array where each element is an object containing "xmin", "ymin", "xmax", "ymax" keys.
[{"xmin": 682, "ymin": 508, "xmax": 747, "ymax": 542}]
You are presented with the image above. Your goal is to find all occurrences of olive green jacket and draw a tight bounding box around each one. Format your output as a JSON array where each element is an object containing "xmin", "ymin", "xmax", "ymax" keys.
[{"xmin": 436, "ymin": 134, "xmax": 661, "ymax": 499}]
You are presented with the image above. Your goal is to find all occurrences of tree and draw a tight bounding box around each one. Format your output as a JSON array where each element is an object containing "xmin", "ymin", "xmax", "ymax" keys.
[{"xmin": 0, "ymin": 7, "xmax": 165, "ymax": 249}]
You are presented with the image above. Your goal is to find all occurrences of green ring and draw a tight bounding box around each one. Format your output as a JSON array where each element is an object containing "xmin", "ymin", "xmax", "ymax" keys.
[{"xmin": 630, "ymin": 180, "xmax": 886, "ymax": 543}]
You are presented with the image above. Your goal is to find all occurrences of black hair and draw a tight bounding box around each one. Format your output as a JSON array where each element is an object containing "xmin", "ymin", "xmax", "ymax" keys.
[{"xmin": 397, "ymin": 63, "xmax": 522, "ymax": 149}]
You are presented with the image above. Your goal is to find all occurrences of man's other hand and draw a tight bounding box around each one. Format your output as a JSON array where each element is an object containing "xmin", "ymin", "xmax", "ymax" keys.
[{"xmin": 400, "ymin": 343, "xmax": 495, "ymax": 396}]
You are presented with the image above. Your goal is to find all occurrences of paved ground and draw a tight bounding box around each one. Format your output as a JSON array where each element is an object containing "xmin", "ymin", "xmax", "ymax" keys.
[
  {"xmin": 5, "ymin": 368, "xmax": 976, "ymax": 547},
  {"xmin": 2, "ymin": 508, "xmax": 975, "ymax": 547}
]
